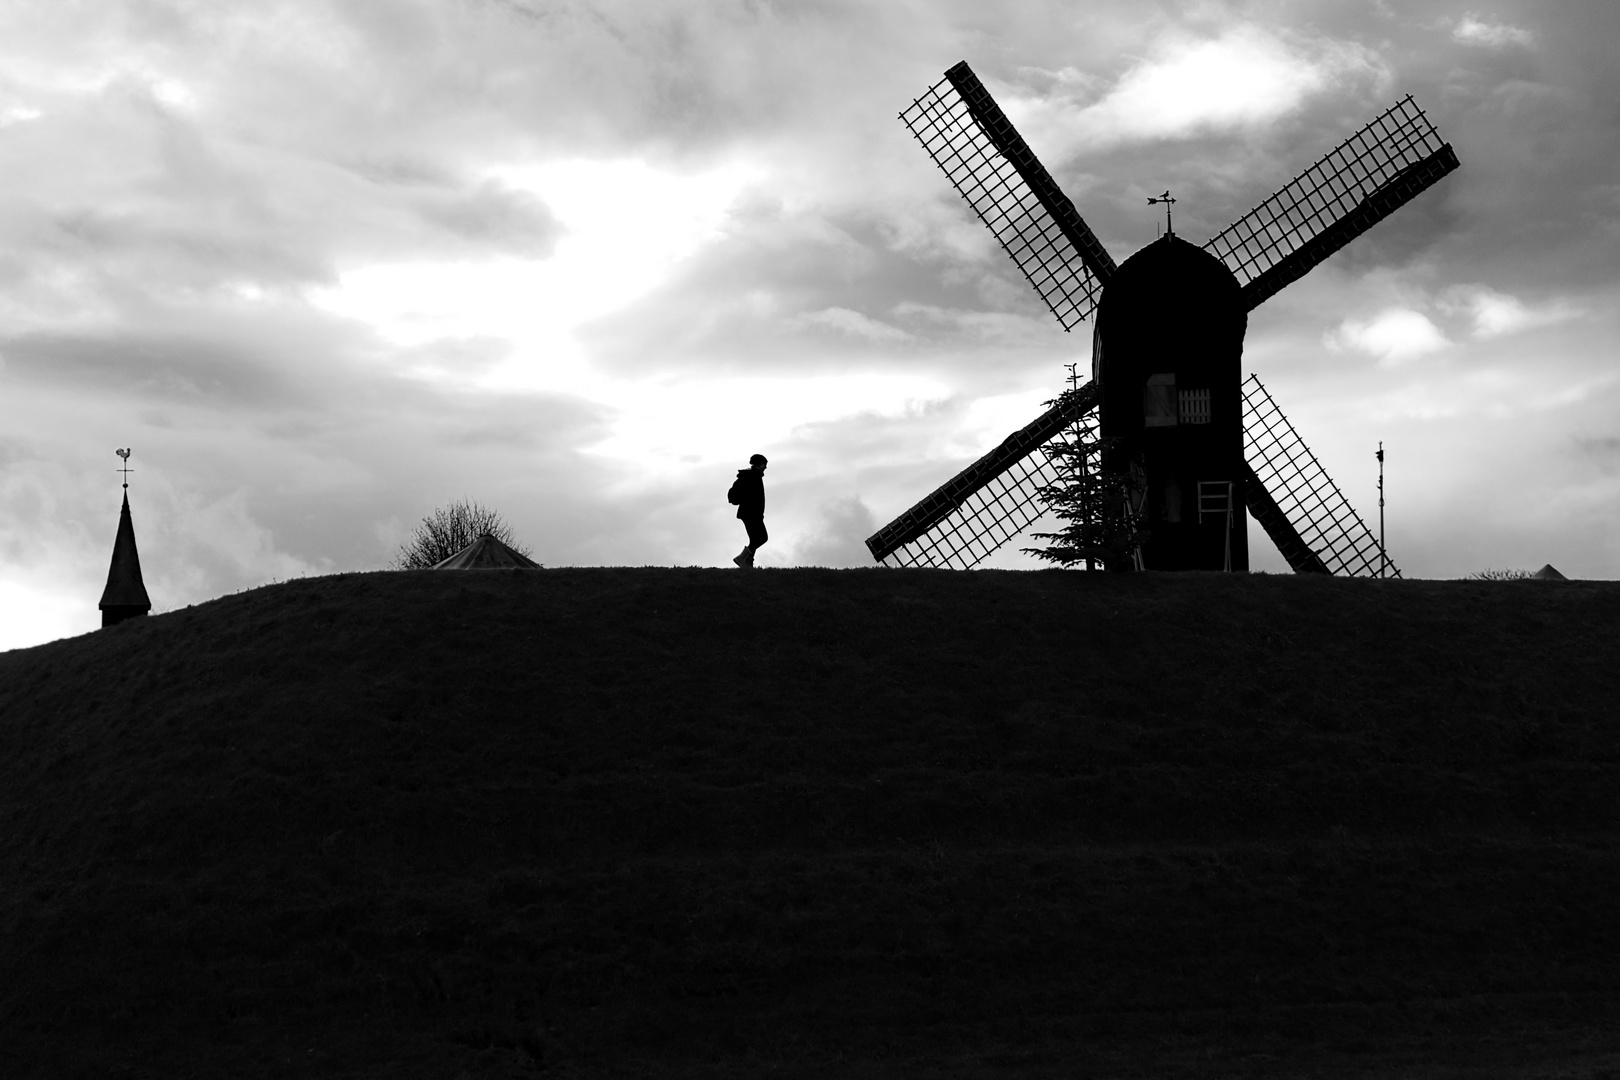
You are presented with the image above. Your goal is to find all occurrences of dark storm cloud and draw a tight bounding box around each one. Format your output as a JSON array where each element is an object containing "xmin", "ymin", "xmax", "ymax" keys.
[
  {"xmin": 575, "ymin": 205, "xmax": 1068, "ymax": 378},
  {"xmin": 1571, "ymin": 436, "xmax": 1620, "ymax": 473},
  {"xmin": 414, "ymin": 181, "xmax": 564, "ymax": 258},
  {"xmin": 2, "ymin": 331, "xmax": 304, "ymax": 409}
]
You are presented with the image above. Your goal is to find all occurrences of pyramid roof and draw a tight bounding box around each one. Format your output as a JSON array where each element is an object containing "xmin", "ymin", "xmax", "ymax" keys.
[
  {"xmin": 430, "ymin": 532, "xmax": 540, "ymax": 570},
  {"xmin": 99, "ymin": 493, "xmax": 153, "ymax": 611},
  {"xmin": 1530, "ymin": 563, "xmax": 1568, "ymax": 580}
]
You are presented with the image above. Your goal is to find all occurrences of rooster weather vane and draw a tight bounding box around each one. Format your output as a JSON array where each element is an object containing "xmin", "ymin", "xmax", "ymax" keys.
[
  {"xmin": 866, "ymin": 61, "xmax": 1458, "ymax": 574},
  {"xmin": 1147, "ymin": 190, "xmax": 1176, "ymax": 235}
]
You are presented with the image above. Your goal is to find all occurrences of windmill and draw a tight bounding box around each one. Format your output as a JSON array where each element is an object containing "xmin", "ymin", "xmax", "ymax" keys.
[{"xmin": 866, "ymin": 62, "xmax": 1459, "ymax": 574}]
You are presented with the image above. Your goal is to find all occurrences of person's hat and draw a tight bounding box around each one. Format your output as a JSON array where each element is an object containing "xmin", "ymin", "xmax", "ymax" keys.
[{"xmin": 749, "ymin": 454, "xmax": 768, "ymax": 466}]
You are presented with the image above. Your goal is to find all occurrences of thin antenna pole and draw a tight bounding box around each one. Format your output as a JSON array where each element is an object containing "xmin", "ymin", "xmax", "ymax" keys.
[
  {"xmin": 116, "ymin": 448, "xmax": 132, "ymax": 491},
  {"xmin": 1376, "ymin": 441, "xmax": 1386, "ymax": 578}
]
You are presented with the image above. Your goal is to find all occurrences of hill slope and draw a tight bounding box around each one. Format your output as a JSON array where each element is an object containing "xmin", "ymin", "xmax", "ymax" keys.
[{"xmin": 3, "ymin": 568, "xmax": 1619, "ymax": 1078}]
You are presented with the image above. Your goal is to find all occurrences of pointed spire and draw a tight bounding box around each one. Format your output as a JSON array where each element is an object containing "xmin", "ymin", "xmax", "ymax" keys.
[{"xmin": 99, "ymin": 449, "xmax": 152, "ymax": 627}]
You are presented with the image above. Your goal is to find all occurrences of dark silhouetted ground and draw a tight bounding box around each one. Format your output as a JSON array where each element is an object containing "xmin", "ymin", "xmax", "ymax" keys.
[{"xmin": 2, "ymin": 568, "xmax": 1618, "ymax": 1078}]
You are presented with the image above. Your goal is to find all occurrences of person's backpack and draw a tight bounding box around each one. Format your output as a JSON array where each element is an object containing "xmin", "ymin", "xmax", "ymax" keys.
[{"xmin": 726, "ymin": 477, "xmax": 742, "ymax": 505}]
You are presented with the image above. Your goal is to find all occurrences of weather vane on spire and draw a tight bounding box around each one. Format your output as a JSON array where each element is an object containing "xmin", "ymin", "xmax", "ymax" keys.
[
  {"xmin": 1148, "ymin": 189, "xmax": 1176, "ymax": 236},
  {"xmin": 116, "ymin": 448, "xmax": 132, "ymax": 490}
]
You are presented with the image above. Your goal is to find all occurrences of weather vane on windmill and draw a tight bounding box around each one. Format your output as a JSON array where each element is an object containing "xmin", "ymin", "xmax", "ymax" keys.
[
  {"xmin": 869, "ymin": 60, "xmax": 1459, "ymax": 575},
  {"xmin": 1147, "ymin": 190, "xmax": 1176, "ymax": 236}
]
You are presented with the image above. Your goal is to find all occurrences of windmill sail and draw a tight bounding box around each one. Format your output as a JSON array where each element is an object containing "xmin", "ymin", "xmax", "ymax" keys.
[
  {"xmin": 1204, "ymin": 96, "xmax": 1459, "ymax": 312},
  {"xmin": 1242, "ymin": 375, "xmax": 1396, "ymax": 577},
  {"xmin": 867, "ymin": 383, "xmax": 1099, "ymax": 567},
  {"xmin": 900, "ymin": 62, "xmax": 1116, "ymax": 331},
  {"xmin": 1240, "ymin": 460, "xmax": 1329, "ymax": 574}
]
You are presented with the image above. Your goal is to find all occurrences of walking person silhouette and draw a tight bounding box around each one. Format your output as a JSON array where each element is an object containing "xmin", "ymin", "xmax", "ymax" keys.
[{"xmin": 728, "ymin": 454, "xmax": 768, "ymax": 568}]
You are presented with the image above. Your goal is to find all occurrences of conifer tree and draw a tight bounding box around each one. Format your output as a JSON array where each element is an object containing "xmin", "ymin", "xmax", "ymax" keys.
[{"xmin": 1021, "ymin": 389, "xmax": 1147, "ymax": 571}]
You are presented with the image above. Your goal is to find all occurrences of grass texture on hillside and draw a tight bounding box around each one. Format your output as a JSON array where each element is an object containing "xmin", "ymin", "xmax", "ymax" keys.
[{"xmin": 2, "ymin": 568, "xmax": 1619, "ymax": 1078}]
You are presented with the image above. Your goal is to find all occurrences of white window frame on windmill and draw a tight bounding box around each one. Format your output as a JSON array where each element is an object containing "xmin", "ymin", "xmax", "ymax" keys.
[
  {"xmin": 1178, "ymin": 388, "xmax": 1211, "ymax": 424},
  {"xmin": 1143, "ymin": 373, "xmax": 1177, "ymax": 427}
]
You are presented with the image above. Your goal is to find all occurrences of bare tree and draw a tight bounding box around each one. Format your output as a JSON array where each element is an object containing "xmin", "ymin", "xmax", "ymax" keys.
[{"xmin": 393, "ymin": 499, "xmax": 532, "ymax": 569}]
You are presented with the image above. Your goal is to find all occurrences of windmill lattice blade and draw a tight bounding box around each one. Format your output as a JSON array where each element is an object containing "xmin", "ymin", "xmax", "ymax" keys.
[
  {"xmin": 1240, "ymin": 460, "xmax": 1329, "ymax": 574},
  {"xmin": 867, "ymin": 383, "xmax": 1099, "ymax": 567},
  {"xmin": 901, "ymin": 62, "xmax": 1116, "ymax": 331},
  {"xmin": 1204, "ymin": 96, "xmax": 1458, "ymax": 312},
  {"xmin": 1242, "ymin": 375, "xmax": 1397, "ymax": 577},
  {"xmin": 879, "ymin": 451, "xmax": 1058, "ymax": 570}
]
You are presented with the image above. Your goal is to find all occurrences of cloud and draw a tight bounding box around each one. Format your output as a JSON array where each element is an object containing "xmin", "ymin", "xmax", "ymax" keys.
[
  {"xmin": 1441, "ymin": 286, "xmax": 1581, "ymax": 339},
  {"xmin": 1326, "ymin": 307, "xmax": 1451, "ymax": 364},
  {"xmin": 889, "ymin": 302, "xmax": 1059, "ymax": 346},
  {"xmin": 143, "ymin": 486, "xmax": 323, "ymax": 605},
  {"xmin": 1, "ymin": 330, "xmax": 306, "ymax": 409},
  {"xmin": 585, "ymin": 372, "xmax": 950, "ymax": 480},
  {"xmin": 1453, "ymin": 15, "xmax": 1534, "ymax": 49},
  {"xmin": 313, "ymin": 157, "xmax": 753, "ymax": 373},
  {"xmin": 7, "ymin": 0, "xmax": 1620, "ymax": 647},
  {"xmin": 791, "ymin": 306, "xmax": 911, "ymax": 343},
  {"xmin": 791, "ymin": 495, "xmax": 877, "ymax": 568},
  {"xmin": 0, "ymin": 575, "xmax": 86, "ymax": 650},
  {"xmin": 1572, "ymin": 436, "xmax": 1620, "ymax": 473},
  {"xmin": 412, "ymin": 180, "xmax": 564, "ymax": 259},
  {"xmin": 1003, "ymin": 26, "xmax": 1386, "ymax": 155}
]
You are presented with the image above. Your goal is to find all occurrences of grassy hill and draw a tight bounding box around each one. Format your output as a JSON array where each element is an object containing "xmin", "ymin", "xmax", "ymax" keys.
[{"xmin": 2, "ymin": 567, "xmax": 1619, "ymax": 1078}]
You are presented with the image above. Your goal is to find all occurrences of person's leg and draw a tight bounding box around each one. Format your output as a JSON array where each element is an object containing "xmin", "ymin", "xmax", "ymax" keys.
[{"xmin": 743, "ymin": 517, "xmax": 767, "ymax": 565}]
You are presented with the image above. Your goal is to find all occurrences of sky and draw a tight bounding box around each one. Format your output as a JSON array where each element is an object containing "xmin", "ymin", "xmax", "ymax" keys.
[{"xmin": 2, "ymin": 0, "xmax": 1617, "ymax": 650}]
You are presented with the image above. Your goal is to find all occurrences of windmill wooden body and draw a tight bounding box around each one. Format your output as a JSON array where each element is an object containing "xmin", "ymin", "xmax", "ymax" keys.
[
  {"xmin": 1096, "ymin": 235, "xmax": 1249, "ymax": 570},
  {"xmin": 867, "ymin": 62, "xmax": 1459, "ymax": 574}
]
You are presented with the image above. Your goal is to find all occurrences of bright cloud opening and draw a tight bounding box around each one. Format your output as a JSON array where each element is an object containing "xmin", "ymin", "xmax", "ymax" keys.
[
  {"xmin": 0, "ymin": 575, "xmax": 94, "ymax": 651},
  {"xmin": 1005, "ymin": 26, "xmax": 1384, "ymax": 155},
  {"xmin": 1327, "ymin": 308, "xmax": 1451, "ymax": 364},
  {"xmin": 1445, "ymin": 286, "xmax": 1580, "ymax": 339},
  {"xmin": 310, "ymin": 158, "xmax": 756, "ymax": 392},
  {"xmin": 0, "ymin": 106, "xmax": 42, "ymax": 127},
  {"xmin": 1453, "ymin": 16, "xmax": 1534, "ymax": 49}
]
